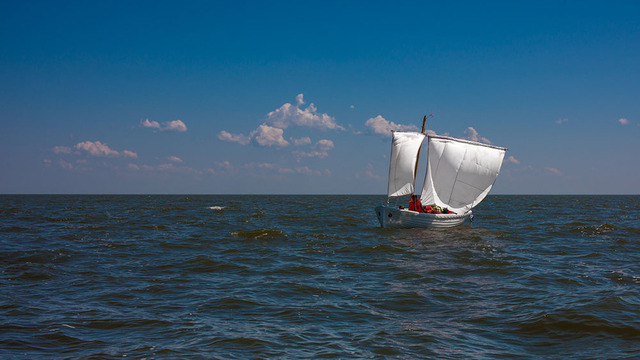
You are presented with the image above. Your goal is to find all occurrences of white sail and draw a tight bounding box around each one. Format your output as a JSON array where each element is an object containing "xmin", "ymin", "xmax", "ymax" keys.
[
  {"xmin": 387, "ymin": 131, "xmax": 426, "ymax": 198},
  {"xmin": 420, "ymin": 135, "xmax": 506, "ymax": 213}
]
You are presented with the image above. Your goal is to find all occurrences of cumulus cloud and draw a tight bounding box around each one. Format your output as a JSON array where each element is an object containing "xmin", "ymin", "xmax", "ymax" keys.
[
  {"xmin": 58, "ymin": 159, "xmax": 73, "ymax": 170},
  {"xmin": 365, "ymin": 115, "xmax": 418, "ymax": 136},
  {"xmin": 296, "ymin": 166, "xmax": 313, "ymax": 175},
  {"xmin": 141, "ymin": 118, "xmax": 161, "ymax": 129},
  {"xmin": 75, "ymin": 141, "xmax": 120, "ymax": 157},
  {"xmin": 218, "ymin": 130, "xmax": 251, "ymax": 145},
  {"xmin": 166, "ymin": 120, "xmax": 187, "ymax": 132},
  {"xmin": 292, "ymin": 137, "xmax": 312, "ymax": 146},
  {"xmin": 254, "ymin": 124, "xmax": 289, "ymax": 147},
  {"xmin": 122, "ymin": 150, "xmax": 138, "ymax": 159},
  {"xmin": 294, "ymin": 150, "xmax": 329, "ymax": 160},
  {"xmin": 72, "ymin": 140, "xmax": 137, "ymax": 158},
  {"xmin": 619, "ymin": 118, "xmax": 629, "ymax": 125},
  {"xmin": 464, "ymin": 127, "xmax": 492, "ymax": 144},
  {"xmin": 315, "ymin": 139, "xmax": 334, "ymax": 151},
  {"xmin": 168, "ymin": 156, "xmax": 183, "ymax": 163},
  {"xmin": 141, "ymin": 118, "xmax": 187, "ymax": 132},
  {"xmin": 53, "ymin": 146, "xmax": 72, "ymax": 154},
  {"xmin": 505, "ymin": 155, "xmax": 520, "ymax": 165},
  {"xmin": 293, "ymin": 139, "xmax": 335, "ymax": 160},
  {"xmin": 266, "ymin": 94, "xmax": 344, "ymax": 130},
  {"xmin": 219, "ymin": 124, "xmax": 289, "ymax": 147},
  {"xmin": 218, "ymin": 94, "xmax": 340, "ymax": 151}
]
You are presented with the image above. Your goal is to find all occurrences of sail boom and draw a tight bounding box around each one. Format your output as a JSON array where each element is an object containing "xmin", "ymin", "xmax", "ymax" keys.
[{"xmin": 428, "ymin": 134, "xmax": 508, "ymax": 151}]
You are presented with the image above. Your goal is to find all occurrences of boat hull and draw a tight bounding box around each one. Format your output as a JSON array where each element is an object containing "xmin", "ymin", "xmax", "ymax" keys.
[{"xmin": 375, "ymin": 205, "xmax": 471, "ymax": 229}]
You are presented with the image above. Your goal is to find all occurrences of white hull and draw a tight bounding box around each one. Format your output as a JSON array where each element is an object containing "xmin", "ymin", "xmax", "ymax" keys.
[{"xmin": 375, "ymin": 205, "xmax": 471, "ymax": 229}]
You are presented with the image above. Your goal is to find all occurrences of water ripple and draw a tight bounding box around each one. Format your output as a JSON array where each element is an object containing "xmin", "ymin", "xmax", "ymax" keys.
[{"xmin": 1, "ymin": 195, "xmax": 639, "ymax": 359}]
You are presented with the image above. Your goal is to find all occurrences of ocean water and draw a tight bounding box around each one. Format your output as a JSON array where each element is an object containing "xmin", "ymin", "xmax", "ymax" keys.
[{"xmin": 1, "ymin": 195, "xmax": 639, "ymax": 359}]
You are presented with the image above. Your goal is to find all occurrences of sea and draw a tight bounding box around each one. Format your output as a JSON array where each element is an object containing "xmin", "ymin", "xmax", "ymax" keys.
[{"xmin": 1, "ymin": 195, "xmax": 639, "ymax": 359}]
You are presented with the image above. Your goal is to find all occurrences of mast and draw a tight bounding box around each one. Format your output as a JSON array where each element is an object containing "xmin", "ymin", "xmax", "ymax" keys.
[{"xmin": 412, "ymin": 115, "xmax": 428, "ymax": 185}]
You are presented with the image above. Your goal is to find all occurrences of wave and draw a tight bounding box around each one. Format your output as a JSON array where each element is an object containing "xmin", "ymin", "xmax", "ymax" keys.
[
  {"xmin": 231, "ymin": 229, "xmax": 285, "ymax": 240},
  {"xmin": 515, "ymin": 309, "xmax": 640, "ymax": 340},
  {"xmin": 576, "ymin": 223, "xmax": 617, "ymax": 236}
]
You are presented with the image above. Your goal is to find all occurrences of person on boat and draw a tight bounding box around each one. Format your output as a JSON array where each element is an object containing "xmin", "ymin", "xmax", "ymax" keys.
[
  {"xmin": 410, "ymin": 195, "xmax": 428, "ymax": 212},
  {"xmin": 409, "ymin": 195, "xmax": 419, "ymax": 211}
]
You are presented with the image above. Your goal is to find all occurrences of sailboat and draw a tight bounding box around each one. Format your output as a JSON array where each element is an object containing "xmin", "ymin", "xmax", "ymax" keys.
[{"xmin": 375, "ymin": 116, "xmax": 507, "ymax": 228}]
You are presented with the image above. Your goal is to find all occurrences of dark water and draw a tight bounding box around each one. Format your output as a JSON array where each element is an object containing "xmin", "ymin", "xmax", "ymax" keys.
[{"xmin": 1, "ymin": 195, "xmax": 639, "ymax": 359}]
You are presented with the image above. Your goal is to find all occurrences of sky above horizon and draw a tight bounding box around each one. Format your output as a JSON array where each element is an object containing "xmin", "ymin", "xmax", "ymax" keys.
[{"xmin": 1, "ymin": 1, "xmax": 639, "ymax": 194}]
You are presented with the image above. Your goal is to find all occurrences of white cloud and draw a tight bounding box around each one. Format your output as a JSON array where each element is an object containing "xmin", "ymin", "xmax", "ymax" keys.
[
  {"xmin": 293, "ymin": 139, "xmax": 335, "ymax": 160},
  {"xmin": 58, "ymin": 159, "xmax": 73, "ymax": 170},
  {"xmin": 254, "ymin": 124, "xmax": 289, "ymax": 147},
  {"xmin": 545, "ymin": 167, "xmax": 563, "ymax": 176},
  {"xmin": 218, "ymin": 125, "xmax": 289, "ymax": 147},
  {"xmin": 266, "ymin": 94, "xmax": 344, "ymax": 130},
  {"xmin": 218, "ymin": 130, "xmax": 251, "ymax": 145},
  {"xmin": 168, "ymin": 156, "xmax": 183, "ymax": 163},
  {"xmin": 123, "ymin": 150, "xmax": 138, "ymax": 158},
  {"xmin": 165, "ymin": 120, "xmax": 187, "ymax": 132},
  {"xmin": 75, "ymin": 141, "xmax": 120, "ymax": 157},
  {"xmin": 464, "ymin": 127, "xmax": 492, "ymax": 144},
  {"xmin": 218, "ymin": 94, "xmax": 341, "ymax": 149},
  {"xmin": 556, "ymin": 118, "xmax": 569, "ymax": 125},
  {"xmin": 256, "ymin": 162, "xmax": 279, "ymax": 170},
  {"xmin": 141, "ymin": 118, "xmax": 187, "ymax": 132},
  {"xmin": 619, "ymin": 118, "xmax": 629, "ymax": 125},
  {"xmin": 72, "ymin": 140, "xmax": 137, "ymax": 159},
  {"xmin": 315, "ymin": 139, "xmax": 334, "ymax": 151},
  {"xmin": 505, "ymin": 155, "xmax": 520, "ymax": 165},
  {"xmin": 53, "ymin": 146, "xmax": 72, "ymax": 154},
  {"xmin": 292, "ymin": 137, "xmax": 312, "ymax": 146},
  {"xmin": 141, "ymin": 118, "xmax": 161, "ymax": 129},
  {"xmin": 294, "ymin": 150, "xmax": 329, "ymax": 160},
  {"xmin": 296, "ymin": 166, "xmax": 313, "ymax": 175},
  {"xmin": 365, "ymin": 115, "xmax": 418, "ymax": 136}
]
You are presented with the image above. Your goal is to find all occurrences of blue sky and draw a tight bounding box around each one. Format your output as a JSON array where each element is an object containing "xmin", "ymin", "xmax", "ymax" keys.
[{"xmin": 1, "ymin": 0, "xmax": 638, "ymax": 194}]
